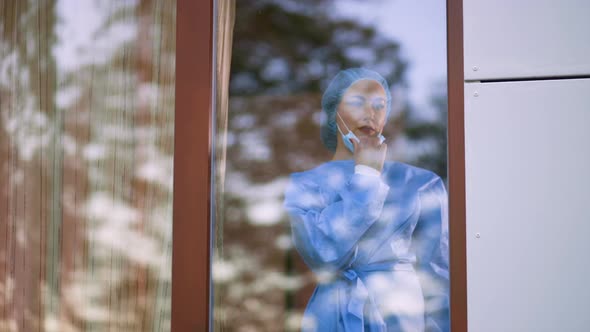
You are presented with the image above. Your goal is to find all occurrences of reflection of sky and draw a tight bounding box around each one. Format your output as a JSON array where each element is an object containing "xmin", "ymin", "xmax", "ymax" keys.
[
  {"xmin": 55, "ymin": 0, "xmax": 446, "ymax": 121},
  {"xmin": 54, "ymin": 0, "xmax": 137, "ymax": 74},
  {"xmin": 335, "ymin": 0, "xmax": 447, "ymax": 121}
]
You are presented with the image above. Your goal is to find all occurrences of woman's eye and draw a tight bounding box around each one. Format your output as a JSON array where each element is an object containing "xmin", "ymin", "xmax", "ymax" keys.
[{"xmin": 373, "ymin": 103, "xmax": 386, "ymax": 111}]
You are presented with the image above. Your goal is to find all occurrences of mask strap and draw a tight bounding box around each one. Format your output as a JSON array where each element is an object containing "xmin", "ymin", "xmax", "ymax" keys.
[{"xmin": 336, "ymin": 112, "xmax": 353, "ymax": 135}]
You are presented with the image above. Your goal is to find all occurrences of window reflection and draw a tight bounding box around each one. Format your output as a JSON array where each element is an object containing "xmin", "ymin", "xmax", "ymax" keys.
[
  {"xmin": 213, "ymin": 0, "xmax": 448, "ymax": 331},
  {"xmin": 0, "ymin": 0, "xmax": 175, "ymax": 331}
]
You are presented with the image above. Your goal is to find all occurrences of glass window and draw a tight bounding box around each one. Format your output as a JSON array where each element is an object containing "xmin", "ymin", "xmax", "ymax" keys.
[
  {"xmin": 0, "ymin": 1, "xmax": 175, "ymax": 331},
  {"xmin": 212, "ymin": 0, "xmax": 449, "ymax": 331}
]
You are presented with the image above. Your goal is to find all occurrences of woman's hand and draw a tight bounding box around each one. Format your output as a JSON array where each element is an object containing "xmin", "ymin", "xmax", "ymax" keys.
[{"xmin": 352, "ymin": 136, "xmax": 387, "ymax": 172}]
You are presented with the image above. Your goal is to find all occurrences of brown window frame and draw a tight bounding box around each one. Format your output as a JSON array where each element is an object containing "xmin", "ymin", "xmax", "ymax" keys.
[{"xmin": 171, "ymin": 0, "xmax": 467, "ymax": 330}]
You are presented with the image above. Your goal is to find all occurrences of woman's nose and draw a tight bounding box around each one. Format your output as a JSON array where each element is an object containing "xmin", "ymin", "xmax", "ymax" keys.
[{"xmin": 363, "ymin": 104, "xmax": 376, "ymax": 120}]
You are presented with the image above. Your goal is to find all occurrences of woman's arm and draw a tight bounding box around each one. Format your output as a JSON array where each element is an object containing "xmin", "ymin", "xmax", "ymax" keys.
[
  {"xmin": 283, "ymin": 171, "xmax": 389, "ymax": 271},
  {"xmin": 412, "ymin": 176, "xmax": 450, "ymax": 332}
]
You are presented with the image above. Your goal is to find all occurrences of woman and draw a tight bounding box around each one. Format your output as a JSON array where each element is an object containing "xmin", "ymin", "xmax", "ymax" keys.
[{"xmin": 284, "ymin": 68, "xmax": 449, "ymax": 332}]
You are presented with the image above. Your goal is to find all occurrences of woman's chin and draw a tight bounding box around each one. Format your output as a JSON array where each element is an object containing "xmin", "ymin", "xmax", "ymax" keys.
[{"xmin": 357, "ymin": 131, "xmax": 377, "ymax": 138}]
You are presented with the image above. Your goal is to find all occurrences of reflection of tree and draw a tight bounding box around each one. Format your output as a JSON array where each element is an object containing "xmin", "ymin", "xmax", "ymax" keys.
[
  {"xmin": 0, "ymin": 2, "xmax": 58, "ymax": 331},
  {"xmin": 227, "ymin": 0, "xmax": 408, "ymax": 181},
  {"xmin": 213, "ymin": 1, "xmax": 448, "ymax": 331},
  {"xmin": 230, "ymin": 0, "xmax": 407, "ymax": 97},
  {"xmin": 1, "ymin": 1, "xmax": 175, "ymax": 331},
  {"xmin": 404, "ymin": 80, "xmax": 448, "ymax": 181}
]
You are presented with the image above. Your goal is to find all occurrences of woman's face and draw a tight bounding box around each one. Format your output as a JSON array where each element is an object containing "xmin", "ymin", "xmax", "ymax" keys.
[{"xmin": 336, "ymin": 79, "xmax": 387, "ymax": 139}]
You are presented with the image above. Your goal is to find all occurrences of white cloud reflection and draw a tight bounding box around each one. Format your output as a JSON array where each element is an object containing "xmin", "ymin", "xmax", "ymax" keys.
[
  {"xmin": 85, "ymin": 192, "xmax": 161, "ymax": 267},
  {"xmin": 82, "ymin": 143, "xmax": 107, "ymax": 161},
  {"xmin": 54, "ymin": 0, "xmax": 138, "ymax": 74},
  {"xmin": 213, "ymin": 259, "xmax": 239, "ymax": 283},
  {"xmin": 246, "ymin": 199, "xmax": 283, "ymax": 226},
  {"xmin": 238, "ymin": 131, "xmax": 272, "ymax": 161},
  {"xmin": 2, "ymin": 103, "xmax": 53, "ymax": 162}
]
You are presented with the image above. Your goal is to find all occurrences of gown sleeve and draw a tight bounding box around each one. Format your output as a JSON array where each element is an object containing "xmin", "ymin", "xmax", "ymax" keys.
[
  {"xmin": 412, "ymin": 176, "xmax": 450, "ymax": 332},
  {"xmin": 283, "ymin": 171, "xmax": 390, "ymax": 271}
]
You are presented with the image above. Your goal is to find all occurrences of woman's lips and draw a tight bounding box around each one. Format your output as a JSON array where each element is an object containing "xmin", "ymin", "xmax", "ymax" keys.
[{"xmin": 358, "ymin": 126, "xmax": 376, "ymax": 136}]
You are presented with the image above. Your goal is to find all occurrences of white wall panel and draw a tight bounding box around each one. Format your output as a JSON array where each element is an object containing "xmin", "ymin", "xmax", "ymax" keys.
[
  {"xmin": 465, "ymin": 79, "xmax": 590, "ymax": 332},
  {"xmin": 464, "ymin": 0, "xmax": 590, "ymax": 80}
]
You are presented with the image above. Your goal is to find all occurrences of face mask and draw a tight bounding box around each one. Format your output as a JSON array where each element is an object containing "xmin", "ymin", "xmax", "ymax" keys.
[{"xmin": 336, "ymin": 113, "xmax": 385, "ymax": 153}]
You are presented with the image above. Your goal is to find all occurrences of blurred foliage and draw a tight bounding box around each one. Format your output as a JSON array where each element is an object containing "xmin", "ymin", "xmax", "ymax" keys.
[
  {"xmin": 230, "ymin": 0, "xmax": 406, "ymax": 96},
  {"xmin": 225, "ymin": 0, "xmax": 409, "ymax": 183},
  {"xmin": 405, "ymin": 81, "xmax": 448, "ymax": 180},
  {"xmin": 0, "ymin": 1, "xmax": 175, "ymax": 331}
]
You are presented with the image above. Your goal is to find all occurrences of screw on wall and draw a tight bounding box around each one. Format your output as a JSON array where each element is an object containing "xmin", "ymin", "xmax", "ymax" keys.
[
  {"xmin": 473, "ymin": 91, "xmax": 479, "ymax": 97},
  {"xmin": 472, "ymin": 66, "xmax": 479, "ymax": 71},
  {"xmin": 475, "ymin": 233, "xmax": 481, "ymax": 239}
]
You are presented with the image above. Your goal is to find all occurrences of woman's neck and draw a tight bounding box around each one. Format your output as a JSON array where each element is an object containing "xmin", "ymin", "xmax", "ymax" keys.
[{"xmin": 331, "ymin": 140, "xmax": 353, "ymax": 161}]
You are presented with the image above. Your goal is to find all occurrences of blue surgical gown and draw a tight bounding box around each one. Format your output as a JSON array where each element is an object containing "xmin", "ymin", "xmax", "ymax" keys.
[{"xmin": 283, "ymin": 160, "xmax": 449, "ymax": 332}]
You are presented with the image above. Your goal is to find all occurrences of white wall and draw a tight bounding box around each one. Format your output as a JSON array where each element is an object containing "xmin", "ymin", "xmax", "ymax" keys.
[
  {"xmin": 463, "ymin": 1, "xmax": 590, "ymax": 331},
  {"xmin": 465, "ymin": 79, "xmax": 590, "ymax": 332},
  {"xmin": 464, "ymin": 0, "xmax": 590, "ymax": 80}
]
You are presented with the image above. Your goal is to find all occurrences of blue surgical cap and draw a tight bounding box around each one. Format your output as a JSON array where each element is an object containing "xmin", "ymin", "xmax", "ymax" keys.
[{"xmin": 320, "ymin": 68, "xmax": 392, "ymax": 152}]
